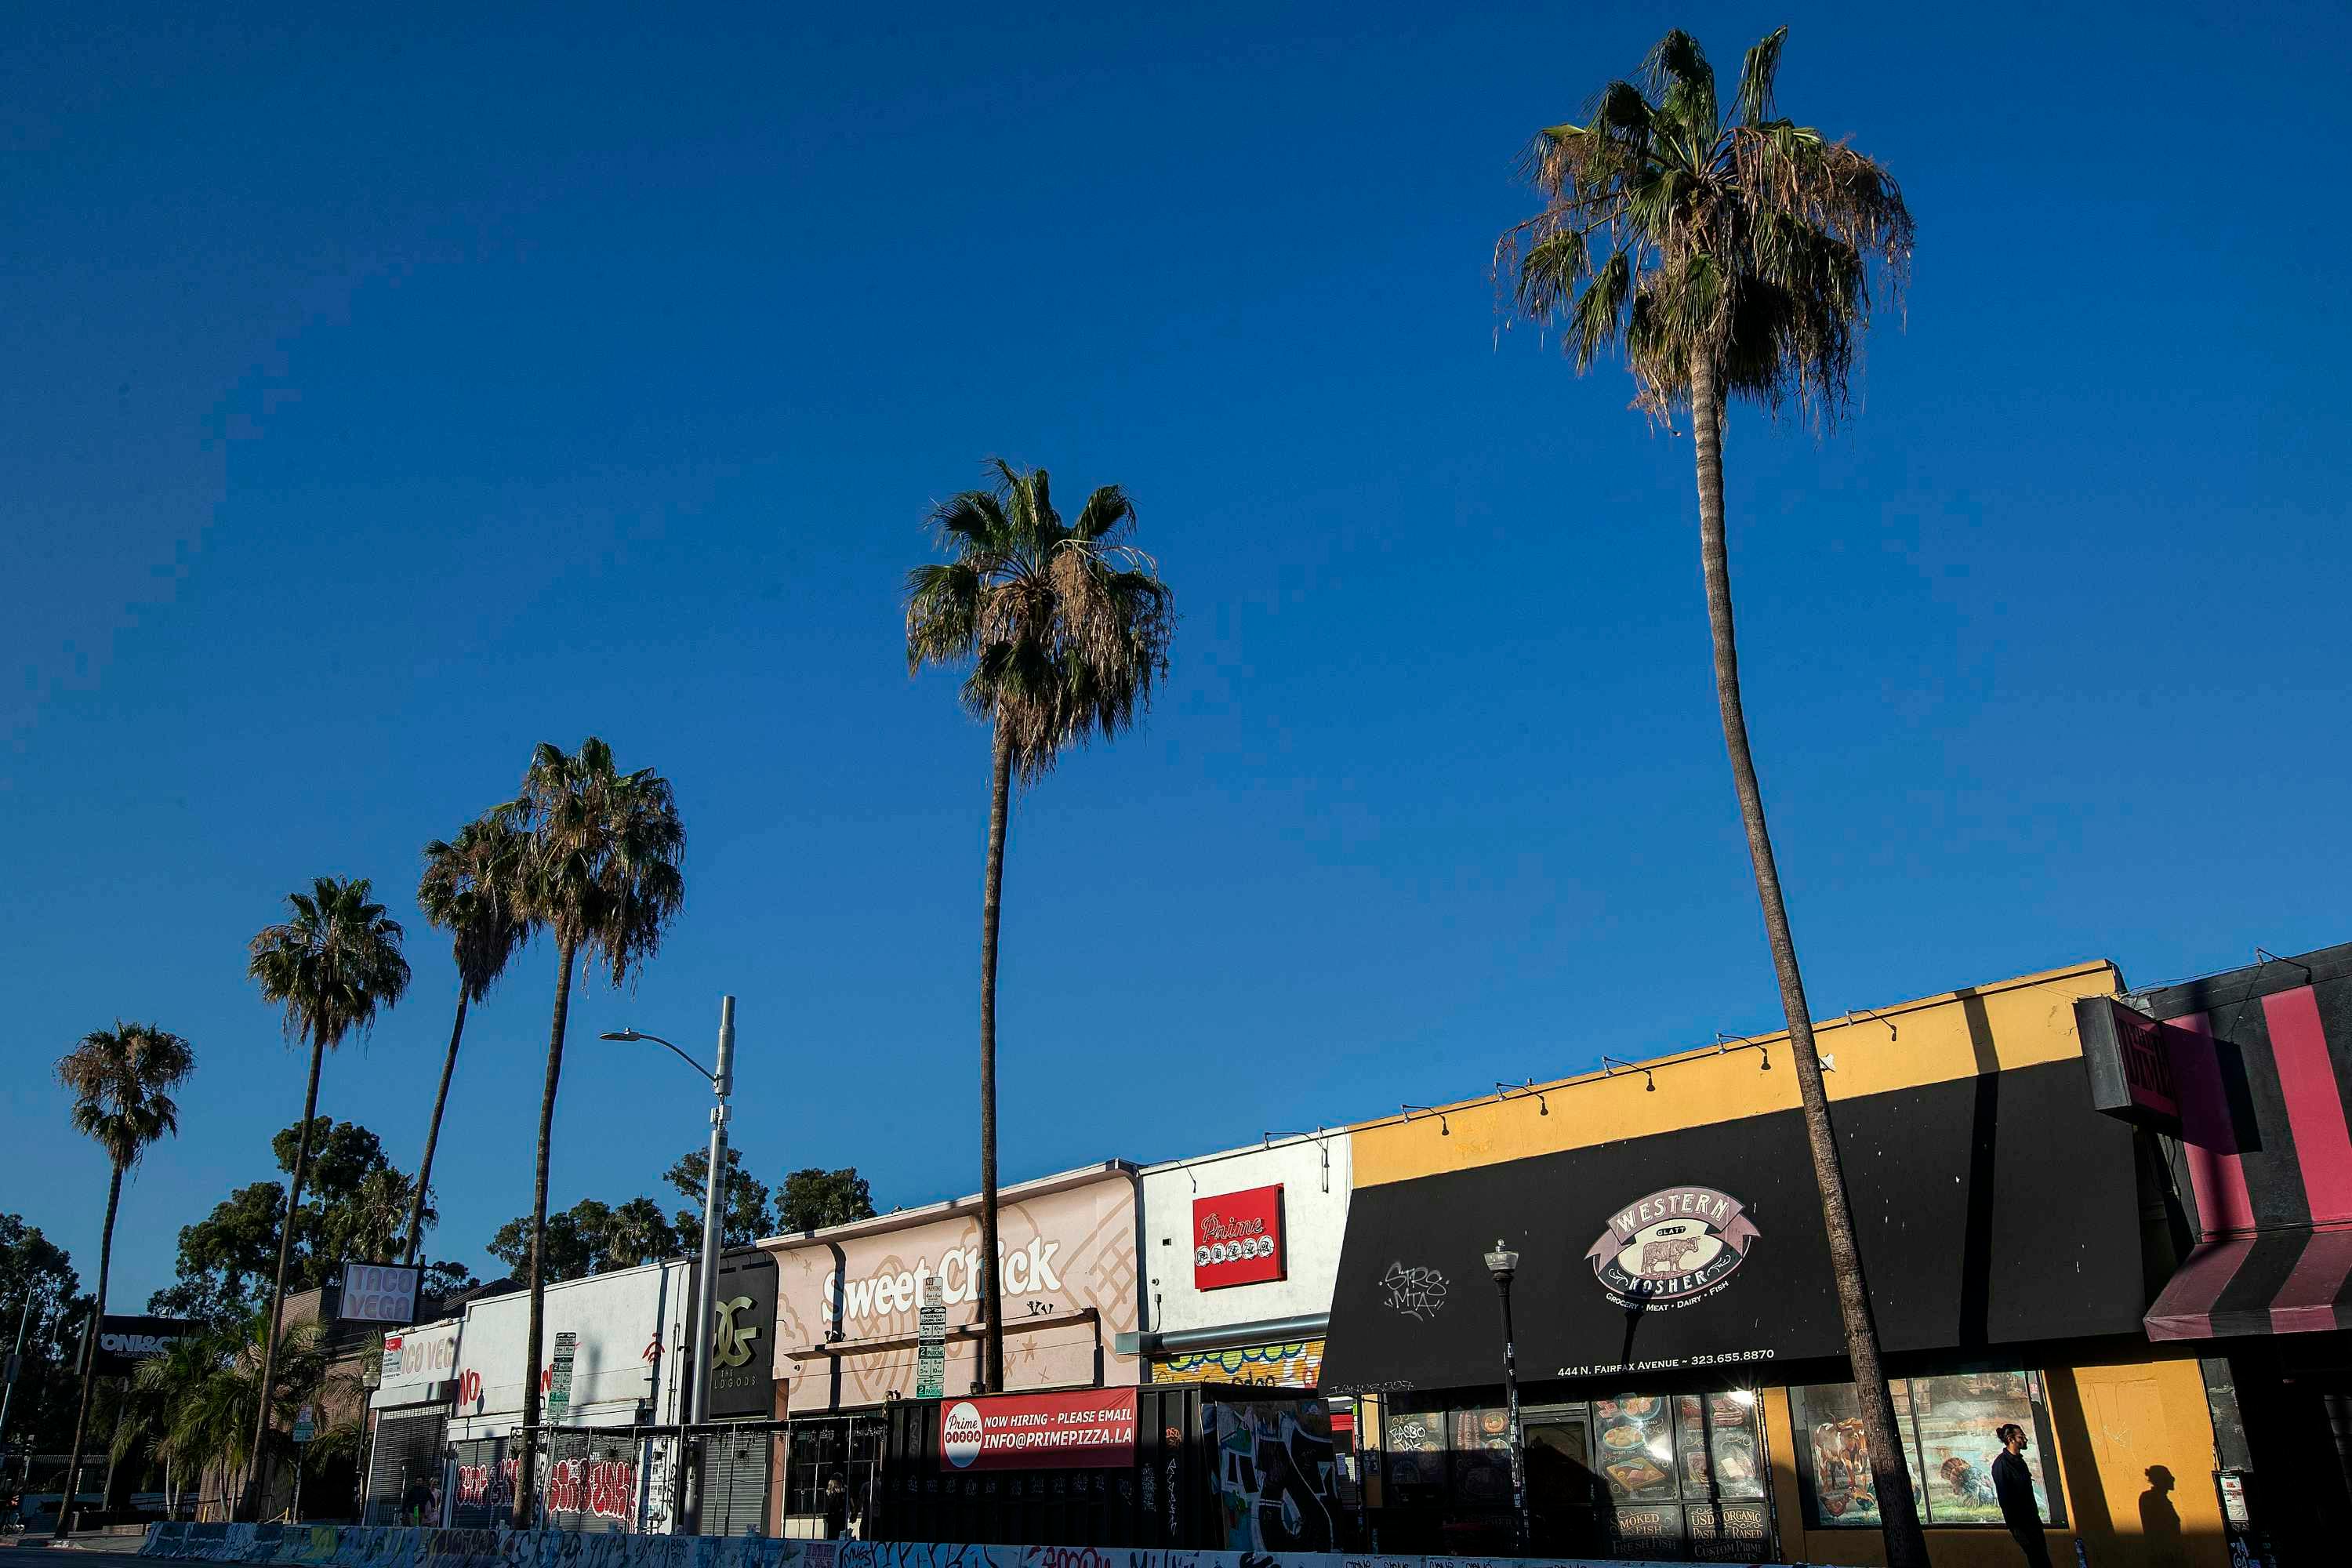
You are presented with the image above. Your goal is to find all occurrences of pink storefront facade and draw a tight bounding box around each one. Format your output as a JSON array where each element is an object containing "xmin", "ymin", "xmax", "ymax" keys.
[{"xmin": 754, "ymin": 1160, "xmax": 1144, "ymax": 1530}]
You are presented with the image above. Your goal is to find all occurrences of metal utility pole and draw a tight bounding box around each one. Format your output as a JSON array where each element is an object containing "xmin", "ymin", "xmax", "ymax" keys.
[
  {"xmin": 601, "ymin": 996, "xmax": 735, "ymax": 1537},
  {"xmin": 692, "ymin": 996, "xmax": 736, "ymax": 1429}
]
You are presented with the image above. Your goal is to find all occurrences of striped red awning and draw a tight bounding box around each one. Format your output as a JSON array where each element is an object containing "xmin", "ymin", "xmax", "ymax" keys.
[{"xmin": 2144, "ymin": 1225, "xmax": 2352, "ymax": 1340}]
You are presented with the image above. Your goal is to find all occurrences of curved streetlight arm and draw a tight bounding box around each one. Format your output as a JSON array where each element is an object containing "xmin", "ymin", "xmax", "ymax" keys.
[{"xmin": 600, "ymin": 1028, "xmax": 716, "ymax": 1085}]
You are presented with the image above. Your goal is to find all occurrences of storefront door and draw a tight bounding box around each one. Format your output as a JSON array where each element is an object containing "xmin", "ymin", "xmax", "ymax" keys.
[{"xmin": 1523, "ymin": 1412, "xmax": 1603, "ymax": 1557}]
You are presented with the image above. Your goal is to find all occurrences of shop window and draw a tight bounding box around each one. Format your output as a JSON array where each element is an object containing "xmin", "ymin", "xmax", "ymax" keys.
[
  {"xmin": 1791, "ymin": 1372, "xmax": 2063, "ymax": 1530},
  {"xmin": 1450, "ymin": 1407, "xmax": 1517, "ymax": 1508},
  {"xmin": 1381, "ymin": 1406, "xmax": 1448, "ymax": 1494},
  {"xmin": 784, "ymin": 1414, "xmax": 885, "ymax": 1522}
]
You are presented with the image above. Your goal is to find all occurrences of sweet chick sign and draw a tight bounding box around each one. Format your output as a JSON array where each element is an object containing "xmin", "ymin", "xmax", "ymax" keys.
[{"xmin": 937, "ymin": 1388, "xmax": 1138, "ymax": 1471}]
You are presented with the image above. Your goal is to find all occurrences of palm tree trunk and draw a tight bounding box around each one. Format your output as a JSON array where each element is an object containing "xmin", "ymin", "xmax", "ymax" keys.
[
  {"xmin": 1690, "ymin": 360, "xmax": 1929, "ymax": 1568},
  {"xmin": 102, "ymin": 1388, "xmax": 124, "ymax": 1506},
  {"xmin": 245, "ymin": 1036, "xmax": 326, "ymax": 1521},
  {"xmin": 53, "ymin": 1163, "xmax": 122, "ymax": 1538},
  {"xmin": 975, "ymin": 724, "xmax": 1013, "ymax": 1393},
  {"xmin": 404, "ymin": 992, "xmax": 470, "ymax": 1265},
  {"xmin": 513, "ymin": 937, "xmax": 575, "ymax": 1530}
]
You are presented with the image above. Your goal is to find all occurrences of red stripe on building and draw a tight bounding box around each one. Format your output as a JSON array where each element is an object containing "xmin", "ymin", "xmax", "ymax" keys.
[
  {"xmin": 2165, "ymin": 1011, "xmax": 2257, "ymax": 1235},
  {"xmin": 2262, "ymin": 986, "xmax": 2352, "ymax": 1225},
  {"xmin": 2269, "ymin": 1225, "xmax": 2352, "ymax": 1334}
]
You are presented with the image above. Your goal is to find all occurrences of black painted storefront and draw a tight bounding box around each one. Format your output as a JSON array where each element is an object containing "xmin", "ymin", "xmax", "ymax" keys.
[{"xmin": 1322, "ymin": 1058, "xmax": 2155, "ymax": 1559}]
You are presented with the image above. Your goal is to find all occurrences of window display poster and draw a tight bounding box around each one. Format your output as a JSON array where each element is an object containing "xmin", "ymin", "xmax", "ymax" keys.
[
  {"xmin": 1795, "ymin": 1373, "xmax": 2056, "ymax": 1530},
  {"xmin": 1793, "ymin": 1381, "xmax": 1922, "ymax": 1529},
  {"xmin": 1676, "ymin": 1393, "xmax": 1766, "ymax": 1501},
  {"xmin": 1593, "ymin": 1394, "xmax": 1677, "ymax": 1503},
  {"xmin": 1911, "ymin": 1372, "xmax": 2055, "ymax": 1526}
]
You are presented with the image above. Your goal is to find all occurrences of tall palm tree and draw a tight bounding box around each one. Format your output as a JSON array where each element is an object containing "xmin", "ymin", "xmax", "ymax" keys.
[
  {"xmin": 905, "ymin": 460, "xmax": 1174, "ymax": 1390},
  {"xmin": 1497, "ymin": 26, "xmax": 1923, "ymax": 1567},
  {"xmin": 407, "ymin": 816, "xmax": 532, "ymax": 1265},
  {"xmin": 51, "ymin": 1023, "xmax": 195, "ymax": 1537},
  {"xmin": 497, "ymin": 738, "xmax": 684, "ymax": 1526},
  {"xmin": 243, "ymin": 877, "xmax": 409, "ymax": 1518}
]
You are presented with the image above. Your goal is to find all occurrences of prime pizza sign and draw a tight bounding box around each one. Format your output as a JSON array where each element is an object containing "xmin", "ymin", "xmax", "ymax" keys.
[
  {"xmin": 1192, "ymin": 1183, "xmax": 1286, "ymax": 1290},
  {"xmin": 938, "ymin": 1388, "xmax": 1138, "ymax": 1472}
]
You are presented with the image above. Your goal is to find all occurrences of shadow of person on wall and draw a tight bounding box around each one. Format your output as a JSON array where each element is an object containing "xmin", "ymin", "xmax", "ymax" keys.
[{"xmin": 2140, "ymin": 1465, "xmax": 2186, "ymax": 1568}]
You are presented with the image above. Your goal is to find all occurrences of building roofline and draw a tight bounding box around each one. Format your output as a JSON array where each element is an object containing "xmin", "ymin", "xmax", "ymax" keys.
[
  {"xmin": 1345, "ymin": 957, "xmax": 2120, "ymax": 1133},
  {"xmin": 756, "ymin": 1158, "xmax": 1140, "ymax": 1252}
]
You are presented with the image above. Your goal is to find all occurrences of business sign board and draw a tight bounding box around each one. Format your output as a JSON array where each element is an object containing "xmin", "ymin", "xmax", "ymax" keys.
[
  {"xmin": 2074, "ymin": 996, "xmax": 2184, "ymax": 1131},
  {"xmin": 376, "ymin": 1321, "xmax": 461, "ymax": 1402},
  {"xmin": 338, "ymin": 1262, "xmax": 423, "ymax": 1324},
  {"xmin": 1192, "ymin": 1184, "xmax": 1286, "ymax": 1290},
  {"xmin": 706, "ymin": 1250, "xmax": 777, "ymax": 1419},
  {"xmin": 88, "ymin": 1316, "xmax": 201, "ymax": 1377},
  {"xmin": 936, "ymin": 1386, "xmax": 1138, "ymax": 1472},
  {"xmin": 1320, "ymin": 1057, "xmax": 2148, "ymax": 1395}
]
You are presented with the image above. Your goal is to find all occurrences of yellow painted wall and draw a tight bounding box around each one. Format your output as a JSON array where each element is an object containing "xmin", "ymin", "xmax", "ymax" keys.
[
  {"xmin": 1756, "ymin": 1356, "xmax": 2225, "ymax": 1568},
  {"xmin": 1351, "ymin": 961, "xmax": 2122, "ymax": 1187}
]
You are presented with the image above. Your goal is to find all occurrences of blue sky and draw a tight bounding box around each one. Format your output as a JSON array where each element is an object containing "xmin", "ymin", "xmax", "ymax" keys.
[{"xmin": 7, "ymin": 0, "xmax": 2350, "ymax": 1309}]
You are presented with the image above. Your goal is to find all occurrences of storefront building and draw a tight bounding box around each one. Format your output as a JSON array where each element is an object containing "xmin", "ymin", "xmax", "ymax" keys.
[
  {"xmin": 2109, "ymin": 940, "xmax": 2352, "ymax": 1567},
  {"xmin": 365, "ymin": 1316, "xmax": 463, "ymax": 1523},
  {"xmin": 759, "ymin": 1160, "xmax": 1143, "ymax": 1535},
  {"xmin": 1321, "ymin": 960, "xmax": 2231, "ymax": 1567},
  {"xmin": 1125, "ymin": 1134, "xmax": 1362, "ymax": 1504}
]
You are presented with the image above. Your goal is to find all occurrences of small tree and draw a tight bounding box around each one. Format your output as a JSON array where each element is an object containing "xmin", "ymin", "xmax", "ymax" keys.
[{"xmin": 774, "ymin": 1168, "xmax": 877, "ymax": 1233}]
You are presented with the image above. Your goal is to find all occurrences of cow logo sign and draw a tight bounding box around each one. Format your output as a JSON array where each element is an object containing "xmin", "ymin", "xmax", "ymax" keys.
[{"xmin": 1584, "ymin": 1185, "xmax": 1760, "ymax": 1308}]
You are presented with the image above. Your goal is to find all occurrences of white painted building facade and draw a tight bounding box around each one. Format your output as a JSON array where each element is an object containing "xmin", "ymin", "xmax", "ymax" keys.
[{"xmin": 1130, "ymin": 1131, "xmax": 1353, "ymax": 1388}]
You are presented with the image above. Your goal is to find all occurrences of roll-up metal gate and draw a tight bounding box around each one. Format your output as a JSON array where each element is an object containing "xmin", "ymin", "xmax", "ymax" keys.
[
  {"xmin": 365, "ymin": 1409, "xmax": 448, "ymax": 1524},
  {"xmin": 448, "ymin": 1437, "xmax": 511, "ymax": 1528},
  {"xmin": 543, "ymin": 1428, "xmax": 647, "ymax": 1534},
  {"xmin": 696, "ymin": 1425, "xmax": 775, "ymax": 1536}
]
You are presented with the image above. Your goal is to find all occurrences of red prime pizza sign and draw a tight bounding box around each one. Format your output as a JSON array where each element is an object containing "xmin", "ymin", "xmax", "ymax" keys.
[
  {"xmin": 1192, "ymin": 1183, "xmax": 1286, "ymax": 1290},
  {"xmin": 938, "ymin": 1387, "xmax": 1138, "ymax": 1472}
]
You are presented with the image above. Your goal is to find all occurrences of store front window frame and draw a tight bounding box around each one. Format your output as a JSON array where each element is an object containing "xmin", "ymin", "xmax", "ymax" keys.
[
  {"xmin": 1377, "ymin": 1388, "xmax": 1775, "ymax": 1562},
  {"xmin": 1790, "ymin": 1370, "xmax": 2066, "ymax": 1532}
]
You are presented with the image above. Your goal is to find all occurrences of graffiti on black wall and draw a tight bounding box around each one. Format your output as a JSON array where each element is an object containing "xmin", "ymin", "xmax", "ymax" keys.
[{"xmin": 1207, "ymin": 1402, "xmax": 1337, "ymax": 1551}]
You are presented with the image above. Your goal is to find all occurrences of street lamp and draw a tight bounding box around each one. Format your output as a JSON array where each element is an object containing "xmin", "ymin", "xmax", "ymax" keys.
[
  {"xmin": 601, "ymin": 995, "xmax": 736, "ymax": 1534},
  {"xmin": 1484, "ymin": 1238, "xmax": 1530, "ymax": 1555}
]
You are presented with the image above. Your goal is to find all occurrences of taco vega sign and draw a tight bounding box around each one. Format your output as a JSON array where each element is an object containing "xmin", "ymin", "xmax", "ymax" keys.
[{"xmin": 1584, "ymin": 1186, "xmax": 1760, "ymax": 1308}]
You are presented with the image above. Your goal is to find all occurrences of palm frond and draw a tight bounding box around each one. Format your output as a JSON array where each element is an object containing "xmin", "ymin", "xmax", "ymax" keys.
[
  {"xmin": 248, "ymin": 877, "xmax": 412, "ymax": 1051},
  {"xmin": 1734, "ymin": 27, "xmax": 1788, "ymax": 125},
  {"xmin": 1496, "ymin": 25, "xmax": 1908, "ymax": 430},
  {"xmin": 56, "ymin": 1022, "xmax": 195, "ymax": 1171}
]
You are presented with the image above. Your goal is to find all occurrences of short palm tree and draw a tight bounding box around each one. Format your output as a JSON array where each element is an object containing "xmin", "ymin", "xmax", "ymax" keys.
[
  {"xmin": 243, "ymin": 877, "xmax": 409, "ymax": 1518},
  {"xmin": 1497, "ymin": 27, "xmax": 1924, "ymax": 1566},
  {"xmin": 407, "ymin": 816, "xmax": 532, "ymax": 1264},
  {"xmin": 498, "ymin": 738, "xmax": 684, "ymax": 1526},
  {"xmin": 129, "ymin": 1323, "xmax": 232, "ymax": 1519},
  {"xmin": 906, "ymin": 460, "xmax": 1174, "ymax": 1390},
  {"xmin": 52, "ymin": 1023, "xmax": 194, "ymax": 1537}
]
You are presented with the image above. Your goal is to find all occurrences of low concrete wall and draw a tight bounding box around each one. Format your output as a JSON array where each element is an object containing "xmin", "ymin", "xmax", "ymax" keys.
[{"xmin": 140, "ymin": 1525, "xmax": 1804, "ymax": 1568}]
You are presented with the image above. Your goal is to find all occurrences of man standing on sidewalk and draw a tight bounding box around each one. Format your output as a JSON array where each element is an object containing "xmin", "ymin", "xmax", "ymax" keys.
[{"xmin": 1993, "ymin": 1423, "xmax": 2050, "ymax": 1568}]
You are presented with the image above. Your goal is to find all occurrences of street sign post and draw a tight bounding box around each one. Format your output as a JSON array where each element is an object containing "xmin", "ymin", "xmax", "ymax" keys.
[
  {"xmin": 292, "ymin": 1405, "xmax": 315, "ymax": 1444},
  {"xmin": 916, "ymin": 1275, "xmax": 946, "ymax": 1399},
  {"xmin": 548, "ymin": 1331, "xmax": 578, "ymax": 1422}
]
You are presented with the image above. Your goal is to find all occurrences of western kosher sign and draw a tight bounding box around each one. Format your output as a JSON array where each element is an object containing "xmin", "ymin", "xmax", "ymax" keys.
[{"xmin": 938, "ymin": 1387, "xmax": 1138, "ymax": 1471}]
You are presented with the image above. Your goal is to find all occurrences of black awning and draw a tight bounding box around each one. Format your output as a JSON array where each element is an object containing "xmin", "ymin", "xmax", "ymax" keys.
[{"xmin": 1322, "ymin": 1058, "xmax": 2150, "ymax": 1396}]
